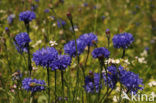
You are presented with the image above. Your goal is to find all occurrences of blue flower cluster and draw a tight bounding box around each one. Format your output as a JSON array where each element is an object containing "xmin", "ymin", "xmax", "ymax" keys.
[
  {"xmin": 57, "ymin": 19, "xmax": 66, "ymax": 28},
  {"xmin": 19, "ymin": 10, "xmax": 36, "ymax": 24},
  {"xmin": 79, "ymin": 33, "xmax": 97, "ymax": 46},
  {"xmin": 14, "ymin": 32, "xmax": 31, "ymax": 53},
  {"xmin": 64, "ymin": 39, "xmax": 86, "ymax": 57},
  {"xmin": 119, "ymin": 67, "xmax": 143, "ymax": 94},
  {"xmin": 103, "ymin": 66, "xmax": 118, "ymax": 89},
  {"xmin": 92, "ymin": 47, "xmax": 110, "ymax": 58},
  {"xmin": 112, "ymin": 32, "xmax": 134, "ymax": 49},
  {"xmin": 50, "ymin": 55, "xmax": 71, "ymax": 71},
  {"xmin": 84, "ymin": 73, "xmax": 101, "ymax": 93},
  {"xmin": 102, "ymin": 65, "xmax": 143, "ymax": 93},
  {"xmin": 32, "ymin": 47, "xmax": 58, "ymax": 68},
  {"xmin": 22, "ymin": 78, "xmax": 46, "ymax": 92}
]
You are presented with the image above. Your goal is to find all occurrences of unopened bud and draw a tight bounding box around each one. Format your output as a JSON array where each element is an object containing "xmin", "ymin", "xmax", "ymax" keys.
[
  {"xmin": 105, "ymin": 29, "xmax": 110, "ymax": 36},
  {"xmin": 66, "ymin": 12, "xmax": 72, "ymax": 20},
  {"xmin": 89, "ymin": 71, "xmax": 93, "ymax": 76}
]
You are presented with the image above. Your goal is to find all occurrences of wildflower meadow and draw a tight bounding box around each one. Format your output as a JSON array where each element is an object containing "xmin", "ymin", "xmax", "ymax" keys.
[{"xmin": 0, "ymin": 0, "xmax": 156, "ymax": 103}]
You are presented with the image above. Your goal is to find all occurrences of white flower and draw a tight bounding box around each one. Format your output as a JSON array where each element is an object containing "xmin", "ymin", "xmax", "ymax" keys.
[
  {"xmin": 124, "ymin": 59, "xmax": 130, "ymax": 65},
  {"xmin": 115, "ymin": 59, "xmax": 120, "ymax": 64},
  {"xmin": 42, "ymin": 28, "xmax": 45, "ymax": 33},
  {"xmin": 49, "ymin": 40, "xmax": 58, "ymax": 47},
  {"xmin": 148, "ymin": 81, "xmax": 156, "ymax": 87},
  {"xmin": 140, "ymin": 50, "xmax": 148, "ymax": 57},
  {"xmin": 75, "ymin": 28, "xmax": 79, "ymax": 32},
  {"xmin": 32, "ymin": 25, "xmax": 38, "ymax": 30},
  {"xmin": 138, "ymin": 57, "xmax": 147, "ymax": 64},
  {"xmin": 53, "ymin": 23, "xmax": 56, "ymax": 27},
  {"xmin": 13, "ymin": 84, "xmax": 17, "ymax": 88},
  {"xmin": 113, "ymin": 96, "xmax": 118, "ymax": 102}
]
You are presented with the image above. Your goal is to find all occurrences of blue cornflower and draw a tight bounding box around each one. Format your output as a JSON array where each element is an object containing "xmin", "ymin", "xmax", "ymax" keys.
[
  {"xmin": 92, "ymin": 47, "xmax": 110, "ymax": 58},
  {"xmin": 44, "ymin": 9, "xmax": 50, "ymax": 13},
  {"xmin": 103, "ymin": 66, "xmax": 118, "ymax": 89},
  {"xmin": 14, "ymin": 32, "xmax": 31, "ymax": 53},
  {"xmin": 119, "ymin": 67, "xmax": 144, "ymax": 94},
  {"xmin": 57, "ymin": 19, "xmax": 66, "ymax": 28},
  {"xmin": 50, "ymin": 55, "xmax": 71, "ymax": 71},
  {"xmin": 32, "ymin": 47, "xmax": 58, "ymax": 68},
  {"xmin": 22, "ymin": 78, "xmax": 46, "ymax": 92},
  {"xmin": 79, "ymin": 33, "xmax": 97, "ymax": 46},
  {"xmin": 19, "ymin": 10, "xmax": 36, "ymax": 24},
  {"xmin": 84, "ymin": 73, "xmax": 101, "ymax": 93},
  {"xmin": 112, "ymin": 33, "xmax": 134, "ymax": 49},
  {"xmin": 5, "ymin": 27, "xmax": 9, "ymax": 32},
  {"xmin": 64, "ymin": 39, "xmax": 87, "ymax": 57},
  {"xmin": 7, "ymin": 14, "xmax": 15, "ymax": 24}
]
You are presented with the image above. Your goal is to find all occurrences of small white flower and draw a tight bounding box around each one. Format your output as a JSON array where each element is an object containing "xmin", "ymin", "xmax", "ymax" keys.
[
  {"xmin": 75, "ymin": 28, "xmax": 79, "ymax": 32},
  {"xmin": 49, "ymin": 40, "xmax": 58, "ymax": 47},
  {"xmin": 148, "ymin": 81, "xmax": 156, "ymax": 87},
  {"xmin": 42, "ymin": 28, "xmax": 45, "ymax": 33},
  {"xmin": 13, "ymin": 84, "xmax": 17, "ymax": 88},
  {"xmin": 138, "ymin": 57, "xmax": 147, "ymax": 64},
  {"xmin": 53, "ymin": 23, "xmax": 56, "ymax": 27},
  {"xmin": 115, "ymin": 59, "xmax": 120, "ymax": 64},
  {"xmin": 140, "ymin": 50, "xmax": 148, "ymax": 57},
  {"xmin": 124, "ymin": 59, "xmax": 130, "ymax": 64},
  {"xmin": 113, "ymin": 96, "xmax": 118, "ymax": 102}
]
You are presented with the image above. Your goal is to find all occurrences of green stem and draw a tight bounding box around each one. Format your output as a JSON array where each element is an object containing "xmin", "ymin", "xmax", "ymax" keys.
[
  {"xmin": 25, "ymin": 23, "xmax": 32, "ymax": 77},
  {"xmin": 55, "ymin": 70, "xmax": 57, "ymax": 103},
  {"xmin": 68, "ymin": 15, "xmax": 80, "ymax": 102},
  {"xmin": 98, "ymin": 59, "xmax": 104, "ymax": 101},
  {"xmin": 122, "ymin": 49, "xmax": 125, "ymax": 58},
  {"xmin": 47, "ymin": 67, "xmax": 50, "ymax": 103},
  {"xmin": 61, "ymin": 70, "xmax": 64, "ymax": 102},
  {"xmin": 103, "ymin": 63, "xmax": 109, "ymax": 100}
]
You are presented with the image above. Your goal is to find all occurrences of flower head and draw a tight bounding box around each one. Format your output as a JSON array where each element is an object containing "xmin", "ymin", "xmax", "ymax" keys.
[
  {"xmin": 103, "ymin": 66, "xmax": 118, "ymax": 89},
  {"xmin": 44, "ymin": 9, "xmax": 50, "ymax": 13},
  {"xmin": 19, "ymin": 10, "xmax": 36, "ymax": 24},
  {"xmin": 79, "ymin": 33, "xmax": 97, "ymax": 46},
  {"xmin": 112, "ymin": 33, "xmax": 134, "ymax": 49},
  {"xmin": 14, "ymin": 32, "xmax": 31, "ymax": 53},
  {"xmin": 22, "ymin": 78, "xmax": 46, "ymax": 92},
  {"xmin": 84, "ymin": 73, "xmax": 101, "ymax": 93},
  {"xmin": 64, "ymin": 39, "xmax": 87, "ymax": 57},
  {"xmin": 119, "ymin": 67, "xmax": 144, "ymax": 94},
  {"xmin": 50, "ymin": 55, "xmax": 71, "ymax": 70},
  {"xmin": 57, "ymin": 19, "xmax": 66, "ymax": 28},
  {"xmin": 32, "ymin": 47, "xmax": 58, "ymax": 68},
  {"xmin": 92, "ymin": 47, "xmax": 110, "ymax": 59}
]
